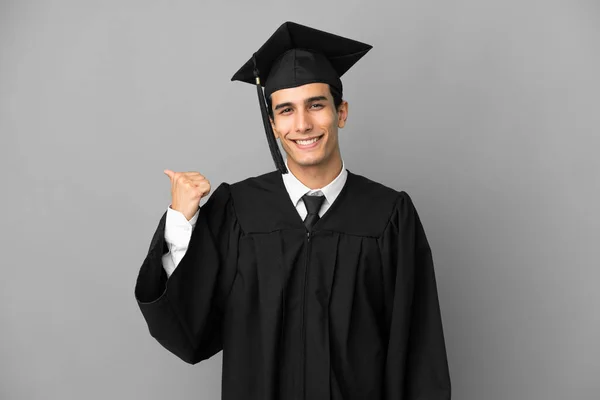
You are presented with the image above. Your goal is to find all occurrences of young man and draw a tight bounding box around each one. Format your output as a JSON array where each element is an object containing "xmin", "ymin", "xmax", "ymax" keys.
[{"xmin": 135, "ymin": 21, "xmax": 451, "ymax": 400}]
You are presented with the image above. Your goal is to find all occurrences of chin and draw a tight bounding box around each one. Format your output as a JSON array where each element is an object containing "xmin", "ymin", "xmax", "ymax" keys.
[{"xmin": 289, "ymin": 153, "xmax": 327, "ymax": 167}]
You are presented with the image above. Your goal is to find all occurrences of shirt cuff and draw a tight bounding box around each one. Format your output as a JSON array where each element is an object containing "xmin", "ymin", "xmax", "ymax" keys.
[{"xmin": 165, "ymin": 206, "xmax": 199, "ymax": 245}]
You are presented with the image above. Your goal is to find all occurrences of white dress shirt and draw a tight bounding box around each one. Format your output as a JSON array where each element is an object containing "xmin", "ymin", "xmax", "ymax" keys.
[{"xmin": 162, "ymin": 158, "xmax": 348, "ymax": 277}]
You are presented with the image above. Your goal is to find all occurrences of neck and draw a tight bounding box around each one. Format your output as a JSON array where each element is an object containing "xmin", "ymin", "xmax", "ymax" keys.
[{"xmin": 286, "ymin": 151, "xmax": 343, "ymax": 189}]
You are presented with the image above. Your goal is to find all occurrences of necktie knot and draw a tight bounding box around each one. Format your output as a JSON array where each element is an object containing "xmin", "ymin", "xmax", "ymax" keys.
[
  {"xmin": 302, "ymin": 193, "xmax": 325, "ymax": 231},
  {"xmin": 302, "ymin": 193, "xmax": 325, "ymax": 215}
]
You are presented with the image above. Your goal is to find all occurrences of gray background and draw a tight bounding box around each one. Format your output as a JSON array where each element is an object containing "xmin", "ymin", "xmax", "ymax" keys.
[{"xmin": 1, "ymin": 0, "xmax": 599, "ymax": 399}]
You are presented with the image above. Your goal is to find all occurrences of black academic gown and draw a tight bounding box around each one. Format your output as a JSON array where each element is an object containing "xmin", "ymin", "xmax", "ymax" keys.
[{"xmin": 135, "ymin": 169, "xmax": 451, "ymax": 400}]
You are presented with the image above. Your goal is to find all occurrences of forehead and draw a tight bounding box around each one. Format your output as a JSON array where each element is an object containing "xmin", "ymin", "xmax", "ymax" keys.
[{"xmin": 270, "ymin": 82, "xmax": 331, "ymax": 103}]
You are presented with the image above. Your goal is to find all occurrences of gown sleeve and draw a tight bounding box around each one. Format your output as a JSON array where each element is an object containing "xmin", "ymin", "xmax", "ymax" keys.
[
  {"xmin": 134, "ymin": 182, "xmax": 240, "ymax": 364},
  {"xmin": 379, "ymin": 191, "xmax": 451, "ymax": 399}
]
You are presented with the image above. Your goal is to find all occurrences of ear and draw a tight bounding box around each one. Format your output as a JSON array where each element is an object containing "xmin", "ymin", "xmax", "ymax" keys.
[{"xmin": 337, "ymin": 100, "xmax": 348, "ymax": 128}]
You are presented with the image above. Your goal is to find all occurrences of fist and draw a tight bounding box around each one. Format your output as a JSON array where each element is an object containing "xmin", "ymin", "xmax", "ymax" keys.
[{"xmin": 163, "ymin": 169, "xmax": 211, "ymax": 221}]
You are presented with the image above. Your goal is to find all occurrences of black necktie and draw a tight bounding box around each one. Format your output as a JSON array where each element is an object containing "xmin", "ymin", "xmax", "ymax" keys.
[{"xmin": 302, "ymin": 193, "xmax": 325, "ymax": 232}]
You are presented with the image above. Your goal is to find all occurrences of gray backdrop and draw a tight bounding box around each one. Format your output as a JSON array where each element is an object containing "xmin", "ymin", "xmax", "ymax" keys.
[{"xmin": 1, "ymin": 0, "xmax": 599, "ymax": 399}]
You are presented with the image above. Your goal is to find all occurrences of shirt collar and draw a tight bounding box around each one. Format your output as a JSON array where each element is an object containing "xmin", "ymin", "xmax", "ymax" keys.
[{"xmin": 281, "ymin": 157, "xmax": 348, "ymax": 208}]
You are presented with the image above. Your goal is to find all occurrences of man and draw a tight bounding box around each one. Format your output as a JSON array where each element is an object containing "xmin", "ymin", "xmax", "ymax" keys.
[{"xmin": 135, "ymin": 21, "xmax": 451, "ymax": 400}]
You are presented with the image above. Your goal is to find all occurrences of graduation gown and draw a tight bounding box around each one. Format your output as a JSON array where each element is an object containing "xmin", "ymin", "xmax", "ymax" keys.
[{"xmin": 135, "ymin": 169, "xmax": 451, "ymax": 400}]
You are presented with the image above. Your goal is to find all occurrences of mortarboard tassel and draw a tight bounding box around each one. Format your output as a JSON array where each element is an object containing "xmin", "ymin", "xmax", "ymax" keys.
[{"xmin": 253, "ymin": 54, "xmax": 288, "ymax": 174}]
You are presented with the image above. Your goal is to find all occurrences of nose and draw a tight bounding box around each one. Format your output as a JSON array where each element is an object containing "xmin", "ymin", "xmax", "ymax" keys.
[{"xmin": 294, "ymin": 108, "xmax": 312, "ymax": 133}]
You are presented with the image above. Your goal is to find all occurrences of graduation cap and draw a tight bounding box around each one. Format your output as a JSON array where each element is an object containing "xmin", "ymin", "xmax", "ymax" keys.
[{"xmin": 231, "ymin": 21, "xmax": 373, "ymax": 174}]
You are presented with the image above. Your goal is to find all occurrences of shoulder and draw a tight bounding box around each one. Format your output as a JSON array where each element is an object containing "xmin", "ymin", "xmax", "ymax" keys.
[
  {"xmin": 229, "ymin": 171, "xmax": 281, "ymax": 197},
  {"xmin": 208, "ymin": 170, "xmax": 279, "ymax": 202},
  {"xmin": 229, "ymin": 170, "xmax": 281, "ymax": 192},
  {"xmin": 345, "ymin": 171, "xmax": 426, "ymax": 236},
  {"xmin": 345, "ymin": 170, "xmax": 411, "ymax": 215},
  {"xmin": 346, "ymin": 170, "xmax": 405, "ymax": 201},
  {"xmin": 200, "ymin": 172, "xmax": 282, "ymax": 232},
  {"xmin": 226, "ymin": 170, "xmax": 292, "ymax": 232}
]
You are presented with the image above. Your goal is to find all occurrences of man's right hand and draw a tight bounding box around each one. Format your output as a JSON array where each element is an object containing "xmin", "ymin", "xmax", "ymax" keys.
[{"xmin": 163, "ymin": 169, "xmax": 211, "ymax": 221}]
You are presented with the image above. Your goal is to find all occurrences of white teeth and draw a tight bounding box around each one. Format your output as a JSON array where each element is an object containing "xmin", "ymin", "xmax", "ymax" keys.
[{"xmin": 295, "ymin": 137, "xmax": 320, "ymax": 145}]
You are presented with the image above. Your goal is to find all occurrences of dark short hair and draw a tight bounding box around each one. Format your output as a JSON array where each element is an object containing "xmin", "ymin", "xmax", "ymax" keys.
[{"xmin": 267, "ymin": 84, "xmax": 343, "ymax": 120}]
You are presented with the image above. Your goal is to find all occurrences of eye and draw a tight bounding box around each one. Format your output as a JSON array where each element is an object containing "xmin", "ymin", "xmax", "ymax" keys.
[
  {"xmin": 310, "ymin": 103, "xmax": 324, "ymax": 109},
  {"xmin": 280, "ymin": 107, "xmax": 292, "ymax": 114}
]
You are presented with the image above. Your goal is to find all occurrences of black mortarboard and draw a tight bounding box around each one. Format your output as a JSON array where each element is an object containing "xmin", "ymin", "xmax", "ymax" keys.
[{"xmin": 231, "ymin": 21, "xmax": 372, "ymax": 174}]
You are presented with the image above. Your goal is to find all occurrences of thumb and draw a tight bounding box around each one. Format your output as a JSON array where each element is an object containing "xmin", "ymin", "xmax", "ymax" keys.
[{"xmin": 164, "ymin": 169, "xmax": 174, "ymax": 180}]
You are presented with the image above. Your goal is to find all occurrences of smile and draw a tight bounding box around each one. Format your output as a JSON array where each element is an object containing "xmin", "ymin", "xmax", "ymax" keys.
[{"xmin": 292, "ymin": 135, "xmax": 324, "ymax": 148}]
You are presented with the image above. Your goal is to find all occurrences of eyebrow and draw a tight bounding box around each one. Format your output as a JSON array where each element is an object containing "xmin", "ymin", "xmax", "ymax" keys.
[{"xmin": 274, "ymin": 95, "xmax": 328, "ymax": 111}]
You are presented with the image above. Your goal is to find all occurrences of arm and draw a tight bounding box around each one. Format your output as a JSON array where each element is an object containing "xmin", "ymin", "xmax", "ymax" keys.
[
  {"xmin": 380, "ymin": 192, "xmax": 451, "ymax": 399},
  {"xmin": 162, "ymin": 206, "xmax": 200, "ymax": 277},
  {"xmin": 135, "ymin": 183, "xmax": 239, "ymax": 364}
]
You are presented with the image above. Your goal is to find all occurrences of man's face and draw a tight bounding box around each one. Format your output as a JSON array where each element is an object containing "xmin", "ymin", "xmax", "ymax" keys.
[{"xmin": 270, "ymin": 82, "xmax": 348, "ymax": 170}]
